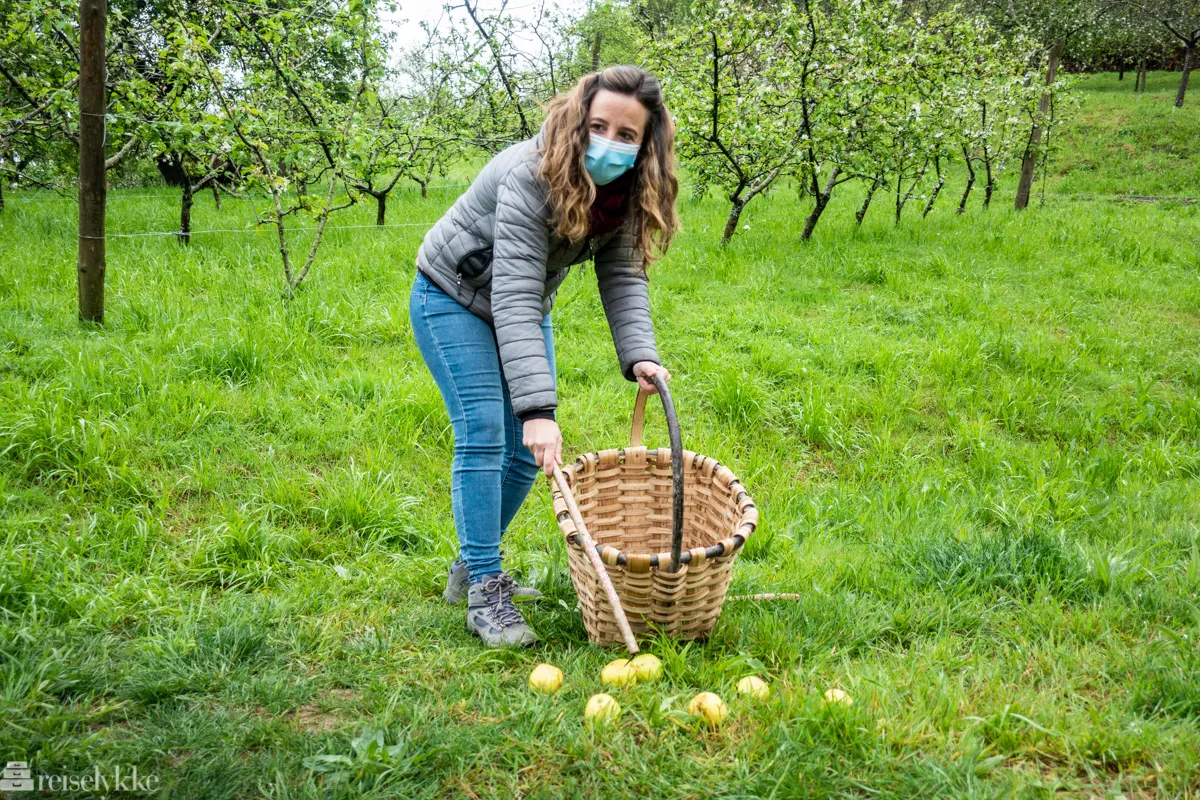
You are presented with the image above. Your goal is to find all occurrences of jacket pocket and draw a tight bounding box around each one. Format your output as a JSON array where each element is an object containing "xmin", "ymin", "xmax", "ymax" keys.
[{"xmin": 456, "ymin": 246, "xmax": 493, "ymax": 288}]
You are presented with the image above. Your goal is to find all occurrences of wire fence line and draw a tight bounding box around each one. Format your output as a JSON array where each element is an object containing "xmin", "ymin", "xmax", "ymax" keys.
[
  {"xmin": 101, "ymin": 221, "xmax": 438, "ymax": 238},
  {"xmin": 12, "ymin": 186, "xmax": 1188, "ymax": 244},
  {"xmin": 103, "ymin": 185, "xmax": 466, "ymax": 202},
  {"xmin": 5, "ymin": 178, "xmax": 459, "ymax": 240},
  {"xmin": 78, "ymin": 109, "xmax": 522, "ymax": 147},
  {"xmin": 11, "ymin": 182, "xmax": 471, "ymax": 203}
]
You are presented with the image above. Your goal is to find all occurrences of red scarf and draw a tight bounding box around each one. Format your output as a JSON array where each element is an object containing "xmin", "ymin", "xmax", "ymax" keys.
[{"xmin": 588, "ymin": 171, "xmax": 634, "ymax": 237}]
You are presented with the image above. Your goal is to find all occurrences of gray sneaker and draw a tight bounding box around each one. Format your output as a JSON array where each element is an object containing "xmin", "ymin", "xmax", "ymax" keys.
[
  {"xmin": 444, "ymin": 558, "xmax": 542, "ymax": 605},
  {"xmin": 466, "ymin": 573, "xmax": 538, "ymax": 647}
]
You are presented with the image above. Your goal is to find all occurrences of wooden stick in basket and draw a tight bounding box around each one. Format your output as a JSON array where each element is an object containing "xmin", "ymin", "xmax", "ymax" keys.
[{"xmin": 551, "ymin": 463, "xmax": 640, "ymax": 655}]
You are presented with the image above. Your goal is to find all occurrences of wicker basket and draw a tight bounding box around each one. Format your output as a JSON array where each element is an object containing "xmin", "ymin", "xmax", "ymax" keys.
[{"xmin": 550, "ymin": 380, "xmax": 758, "ymax": 647}]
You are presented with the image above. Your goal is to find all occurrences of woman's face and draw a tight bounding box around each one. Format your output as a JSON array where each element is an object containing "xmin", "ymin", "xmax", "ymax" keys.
[{"xmin": 588, "ymin": 89, "xmax": 649, "ymax": 146}]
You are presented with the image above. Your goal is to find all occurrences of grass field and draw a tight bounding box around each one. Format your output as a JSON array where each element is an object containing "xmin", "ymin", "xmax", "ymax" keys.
[{"xmin": 2, "ymin": 72, "xmax": 1199, "ymax": 798}]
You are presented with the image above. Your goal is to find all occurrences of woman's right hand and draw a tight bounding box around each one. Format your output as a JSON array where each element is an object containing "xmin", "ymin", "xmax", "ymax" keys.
[{"xmin": 523, "ymin": 418, "xmax": 563, "ymax": 476}]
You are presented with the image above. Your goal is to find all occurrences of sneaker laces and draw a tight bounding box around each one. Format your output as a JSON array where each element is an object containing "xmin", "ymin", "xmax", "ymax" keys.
[{"xmin": 481, "ymin": 573, "xmax": 524, "ymax": 627}]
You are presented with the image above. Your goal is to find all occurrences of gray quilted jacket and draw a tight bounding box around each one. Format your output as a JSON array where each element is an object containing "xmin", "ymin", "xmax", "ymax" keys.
[{"xmin": 415, "ymin": 129, "xmax": 660, "ymax": 419}]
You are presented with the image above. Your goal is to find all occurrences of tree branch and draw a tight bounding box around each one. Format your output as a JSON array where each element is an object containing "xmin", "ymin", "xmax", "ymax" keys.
[
  {"xmin": 458, "ymin": 0, "xmax": 532, "ymax": 138},
  {"xmin": 105, "ymin": 134, "xmax": 138, "ymax": 170},
  {"xmin": 226, "ymin": 5, "xmax": 339, "ymax": 170}
]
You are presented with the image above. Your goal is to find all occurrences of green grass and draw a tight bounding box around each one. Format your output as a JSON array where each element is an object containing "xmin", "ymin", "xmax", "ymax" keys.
[
  {"xmin": 1051, "ymin": 71, "xmax": 1200, "ymax": 198},
  {"xmin": 1, "ymin": 72, "xmax": 1199, "ymax": 798}
]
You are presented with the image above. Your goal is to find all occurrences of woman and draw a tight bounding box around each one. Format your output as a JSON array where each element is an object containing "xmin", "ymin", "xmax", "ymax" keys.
[{"xmin": 410, "ymin": 65, "xmax": 680, "ymax": 647}]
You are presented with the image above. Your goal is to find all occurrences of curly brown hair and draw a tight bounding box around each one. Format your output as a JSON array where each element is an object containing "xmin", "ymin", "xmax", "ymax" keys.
[{"xmin": 538, "ymin": 65, "xmax": 681, "ymax": 267}]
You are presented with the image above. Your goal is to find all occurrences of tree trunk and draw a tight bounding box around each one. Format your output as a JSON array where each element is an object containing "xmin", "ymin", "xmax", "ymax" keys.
[
  {"xmin": 77, "ymin": 0, "xmax": 107, "ymax": 324},
  {"xmin": 802, "ymin": 193, "xmax": 829, "ymax": 240},
  {"xmin": 375, "ymin": 192, "xmax": 386, "ymax": 226},
  {"xmin": 1015, "ymin": 41, "xmax": 1063, "ymax": 211},
  {"xmin": 211, "ymin": 183, "xmax": 221, "ymax": 210},
  {"xmin": 1177, "ymin": 42, "xmax": 1194, "ymax": 108},
  {"xmin": 591, "ymin": 32, "xmax": 602, "ymax": 73},
  {"xmin": 856, "ymin": 177, "xmax": 881, "ymax": 226},
  {"xmin": 894, "ymin": 158, "xmax": 930, "ymax": 224},
  {"xmin": 423, "ymin": 160, "xmax": 436, "ymax": 196},
  {"xmin": 722, "ymin": 186, "xmax": 746, "ymax": 244},
  {"xmin": 0, "ymin": 177, "xmax": 5, "ymax": 214},
  {"xmin": 1118, "ymin": 66, "xmax": 1125, "ymax": 81},
  {"xmin": 958, "ymin": 146, "xmax": 975, "ymax": 214},
  {"xmin": 983, "ymin": 142, "xmax": 995, "ymax": 208},
  {"xmin": 1137, "ymin": 59, "xmax": 1147, "ymax": 92},
  {"xmin": 178, "ymin": 182, "xmax": 194, "ymax": 245},
  {"xmin": 721, "ymin": 201, "xmax": 745, "ymax": 244},
  {"xmin": 801, "ymin": 167, "xmax": 839, "ymax": 241},
  {"xmin": 923, "ymin": 156, "xmax": 945, "ymax": 218}
]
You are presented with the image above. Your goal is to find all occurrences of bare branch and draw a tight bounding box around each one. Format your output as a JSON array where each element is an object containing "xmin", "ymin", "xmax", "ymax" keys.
[{"xmin": 105, "ymin": 135, "xmax": 139, "ymax": 170}]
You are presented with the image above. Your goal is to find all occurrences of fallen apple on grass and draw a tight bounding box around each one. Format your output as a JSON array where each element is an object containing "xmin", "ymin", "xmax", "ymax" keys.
[
  {"xmin": 585, "ymin": 693, "xmax": 621, "ymax": 724},
  {"xmin": 628, "ymin": 653, "xmax": 663, "ymax": 683},
  {"xmin": 687, "ymin": 692, "xmax": 729, "ymax": 727},
  {"xmin": 736, "ymin": 675, "xmax": 769, "ymax": 700},
  {"xmin": 528, "ymin": 663, "xmax": 563, "ymax": 694},
  {"xmin": 600, "ymin": 658, "xmax": 636, "ymax": 687}
]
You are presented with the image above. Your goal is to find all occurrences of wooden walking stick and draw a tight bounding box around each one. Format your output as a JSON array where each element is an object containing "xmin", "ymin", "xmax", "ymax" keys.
[{"xmin": 551, "ymin": 462, "xmax": 640, "ymax": 655}]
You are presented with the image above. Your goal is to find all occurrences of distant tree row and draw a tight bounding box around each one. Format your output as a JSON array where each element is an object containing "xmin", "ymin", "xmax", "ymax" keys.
[
  {"xmin": 1, "ymin": 0, "xmax": 1196, "ymax": 274},
  {"xmin": 1067, "ymin": 1, "xmax": 1199, "ymax": 103},
  {"xmin": 649, "ymin": 0, "xmax": 1051, "ymax": 243},
  {"xmin": 0, "ymin": 0, "xmax": 590, "ymax": 294}
]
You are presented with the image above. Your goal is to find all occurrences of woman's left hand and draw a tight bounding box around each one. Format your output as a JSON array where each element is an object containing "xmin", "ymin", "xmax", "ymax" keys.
[{"xmin": 632, "ymin": 361, "xmax": 671, "ymax": 394}]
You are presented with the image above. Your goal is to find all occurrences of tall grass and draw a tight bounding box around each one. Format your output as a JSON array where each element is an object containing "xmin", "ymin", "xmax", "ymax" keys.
[{"xmin": 0, "ymin": 72, "xmax": 1198, "ymax": 798}]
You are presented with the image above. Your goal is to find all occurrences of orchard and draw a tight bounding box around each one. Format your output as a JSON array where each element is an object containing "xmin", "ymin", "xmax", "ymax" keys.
[{"xmin": 2, "ymin": 1, "xmax": 1199, "ymax": 797}]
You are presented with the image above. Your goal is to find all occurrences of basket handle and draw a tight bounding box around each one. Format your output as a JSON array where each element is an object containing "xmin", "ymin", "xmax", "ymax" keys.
[
  {"xmin": 629, "ymin": 375, "xmax": 685, "ymax": 573},
  {"xmin": 551, "ymin": 462, "xmax": 640, "ymax": 655}
]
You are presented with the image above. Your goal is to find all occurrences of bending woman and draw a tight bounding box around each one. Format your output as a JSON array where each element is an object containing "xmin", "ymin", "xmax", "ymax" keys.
[{"xmin": 409, "ymin": 65, "xmax": 681, "ymax": 647}]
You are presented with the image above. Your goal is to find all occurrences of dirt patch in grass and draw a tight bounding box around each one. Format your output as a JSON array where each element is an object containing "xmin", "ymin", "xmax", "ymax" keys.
[
  {"xmin": 292, "ymin": 688, "xmax": 359, "ymax": 733},
  {"xmin": 794, "ymin": 451, "xmax": 838, "ymax": 484},
  {"xmin": 1010, "ymin": 760, "xmax": 1162, "ymax": 799}
]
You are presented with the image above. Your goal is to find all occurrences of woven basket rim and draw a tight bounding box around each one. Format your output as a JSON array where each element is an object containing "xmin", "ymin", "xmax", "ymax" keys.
[{"xmin": 553, "ymin": 446, "xmax": 758, "ymax": 570}]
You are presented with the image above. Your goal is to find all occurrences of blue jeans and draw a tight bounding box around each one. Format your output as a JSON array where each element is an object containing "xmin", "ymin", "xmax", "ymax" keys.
[{"xmin": 409, "ymin": 270, "xmax": 554, "ymax": 582}]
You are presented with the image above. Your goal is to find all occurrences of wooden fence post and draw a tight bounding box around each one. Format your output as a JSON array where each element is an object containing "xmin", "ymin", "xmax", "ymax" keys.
[{"xmin": 78, "ymin": 0, "xmax": 107, "ymax": 323}]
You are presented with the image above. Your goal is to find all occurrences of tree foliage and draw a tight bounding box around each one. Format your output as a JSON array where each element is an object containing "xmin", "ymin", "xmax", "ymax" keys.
[
  {"xmin": 0, "ymin": 0, "xmax": 1176, "ymax": 262},
  {"xmin": 649, "ymin": 0, "xmax": 1048, "ymax": 242}
]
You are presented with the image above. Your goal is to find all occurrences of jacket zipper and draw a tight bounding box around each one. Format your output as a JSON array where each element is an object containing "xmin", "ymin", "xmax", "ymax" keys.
[{"xmin": 573, "ymin": 237, "xmax": 592, "ymax": 266}]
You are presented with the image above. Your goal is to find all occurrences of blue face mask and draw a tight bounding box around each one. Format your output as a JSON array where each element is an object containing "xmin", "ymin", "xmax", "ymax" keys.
[{"xmin": 585, "ymin": 133, "xmax": 640, "ymax": 186}]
